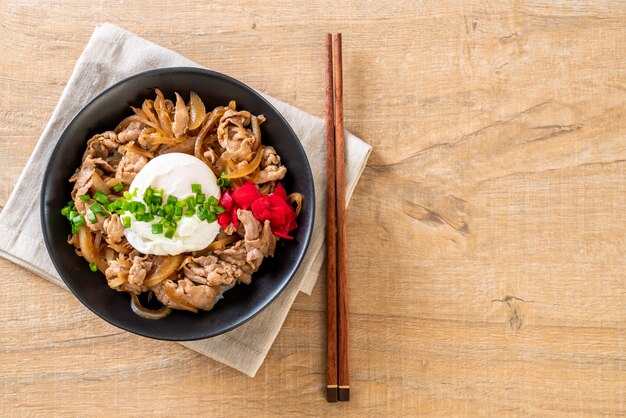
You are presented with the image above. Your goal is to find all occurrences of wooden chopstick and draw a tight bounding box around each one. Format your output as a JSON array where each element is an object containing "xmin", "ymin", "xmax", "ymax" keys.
[
  {"xmin": 325, "ymin": 32, "xmax": 350, "ymax": 403},
  {"xmin": 325, "ymin": 32, "xmax": 339, "ymax": 404},
  {"xmin": 332, "ymin": 32, "xmax": 350, "ymax": 402}
]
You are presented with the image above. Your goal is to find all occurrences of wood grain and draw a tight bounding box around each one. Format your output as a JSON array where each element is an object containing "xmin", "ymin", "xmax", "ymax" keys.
[
  {"xmin": 1, "ymin": 1, "xmax": 626, "ymax": 416},
  {"xmin": 324, "ymin": 32, "xmax": 338, "ymax": 403},
  {"xmin": 332, "ymin": 32, "xmax": 351, "ymax": 402}
]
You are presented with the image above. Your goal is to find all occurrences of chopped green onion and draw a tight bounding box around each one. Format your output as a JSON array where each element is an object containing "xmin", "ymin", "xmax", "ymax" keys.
[
  {"xmin": 62, "ymin": 200, "xmax": 84, "ymax": 234},
  {"xmin": 65, "ymin": 182, "xmax": 232, "ymax": 241},
  {"xmin": 130, "ymin": 201, "xmax": 146, "ymax": 214},
  {"xmin": 87, "ymin": 211, "xmax": 98, "ymax": 224},
  {"xmin": 159, "ymin": 218, "xmax": 177, "ymax": 228},
  {"xmin": 216, "ymin": 178, "xmax": 224, "ymax": 187},
  {"xmin": 136, "ymin": 213, "xmax": 154, "ymax": 222},
  {"xmin": 220, "ymin": 172, "xmax": 231, "ymax": 187},
  {"xmin": 89, "ymin": 262, "xmax": 97, "ymax": 272},
  {"xmin": 90, "ymin": 203, "xmax": 103, "ymax": 214},
  {"xmin": 93, "ymin": 191, "xmax": 110, "ymax": 205}
]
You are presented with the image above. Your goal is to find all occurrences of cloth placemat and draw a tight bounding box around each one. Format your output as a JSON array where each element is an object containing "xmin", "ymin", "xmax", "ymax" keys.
[{"xmin": 0, "ymin": 23, "xmax": 371, "ymax": 377}]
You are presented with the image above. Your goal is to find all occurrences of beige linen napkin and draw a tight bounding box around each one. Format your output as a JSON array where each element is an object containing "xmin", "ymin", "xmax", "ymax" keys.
[{"xmin": 0, "ymin": 23, "xmax": 371, "ymax": 377}]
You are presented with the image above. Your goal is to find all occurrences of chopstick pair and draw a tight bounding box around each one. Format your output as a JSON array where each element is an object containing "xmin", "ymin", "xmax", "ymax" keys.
[{"xmin": 325, "ymin": 33, "xmax": 350, "ymax": 403}]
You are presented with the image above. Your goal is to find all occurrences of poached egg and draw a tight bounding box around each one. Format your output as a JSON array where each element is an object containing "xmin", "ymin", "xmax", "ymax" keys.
[{"xmin": 124, "ymin": 153, "xmax": 221, "ymax": 255}]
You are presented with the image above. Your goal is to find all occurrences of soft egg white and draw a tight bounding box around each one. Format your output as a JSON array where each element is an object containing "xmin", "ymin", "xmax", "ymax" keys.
[{"xmin": 123, "ymin": 153, "xmax": 221, "ymax": 256}]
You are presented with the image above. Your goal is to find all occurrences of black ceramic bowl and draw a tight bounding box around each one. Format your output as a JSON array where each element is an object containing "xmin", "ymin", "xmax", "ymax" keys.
[{"xmin": 41, "ymin": 67, "xmax": 314, "ymax": 341}]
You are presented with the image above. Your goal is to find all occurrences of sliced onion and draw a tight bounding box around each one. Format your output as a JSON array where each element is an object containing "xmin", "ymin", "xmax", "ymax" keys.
[
  {"xmin": 130, "ymin": 292, "xmax": 171, "ymax": 320},
  {"xmin": 139, "ymin": 131, "xmax": 181, "ymax": 146},
  {"xmin": 154, "ymin": 89, "xmax": 174, "ymax": 137},
  {"xmin": 206, "ymin": 235, "xmax": 239, "ymax": 251},
  {"xmin": 287, "ymin": 192, "xmax": 303, "ymax": 217},
  {"xmin": 77, "ymin": 226, "xmax": 108, "ymax": 272},
  {"xmin": 177, "ymin": 255, "xmax": 194, "ymax": 270},
  {"xmin": 125, "ymin": 143, "xmax": 154, "ymax": 159},
  {"xmin": 248, "ymin": 167, "xmax": 261, "ymax": 183},
  {"xmin": 223, "ymin": 149, "xmax": 263, "ymax": 179},
  {"xmin": 141, "ymin": 100, "xmax": 160, "ymax": 127},
  {"xmin": 143, "ymin": 254, "xmax": 184, "ymax": 288},
  {"xmin": 188, "ymin": 91, "xmax": 206, "ymax": 130},
  {"xmin": 131, "ymin": 106, "xmax": 148, "ymax": 120},
  {"xmin": 162, "ymin": 136, "xmax": 196, "ymax": 155},
  {"xmin": 117, "ymin": 257, "xmax": 132, "ymax": 268},
  {"xmin": 105, "ymin": 177, "xmax": 124, "ymax": 189},
  {"xmin": 114, "ymin": 115, "xmax": 143, "ymax": 133},
  {"xmin": 135, "ymin": 116, "xmax": 167, "ymax": 137},
  {"xmin": 258, "ymin": 182, "xmax": 274, "ymax": 196},
  {"xmin": 194, "ymin": 107, "xmax": 226, "ymax": 175},
  {"xmin": 107, "ymin": 274, "xmax": 127, "ymax": 288}
]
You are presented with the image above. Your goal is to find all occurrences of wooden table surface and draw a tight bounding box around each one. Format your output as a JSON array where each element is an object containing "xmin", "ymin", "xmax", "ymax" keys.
[{"xmin": 1, "ymin": 1, "xmax": 625, "ymax": 416}]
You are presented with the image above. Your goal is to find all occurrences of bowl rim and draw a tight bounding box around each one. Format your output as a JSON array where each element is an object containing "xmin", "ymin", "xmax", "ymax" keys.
[{"xmin": 40, "ymin": 67, "xmax": 315, "ymax": 341}]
